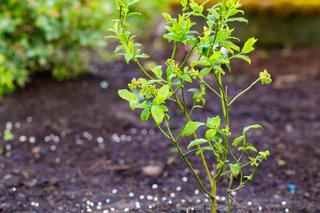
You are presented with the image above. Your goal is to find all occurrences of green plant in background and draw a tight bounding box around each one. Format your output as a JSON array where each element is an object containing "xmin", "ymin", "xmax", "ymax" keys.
[
  {"xmin": 0, "ymin": 129, "xmax": 13, "ymax": 154},
  {"xmin": 0, "ymin": 0, "xmax": 111, "ymax": 97},
  {"xmin": 0, "ymin": 0, "xmax": 168, "ymax": 98},
  {"xmin": 110, "ymin": 0, "xmax": 272, "ymax": 212}
]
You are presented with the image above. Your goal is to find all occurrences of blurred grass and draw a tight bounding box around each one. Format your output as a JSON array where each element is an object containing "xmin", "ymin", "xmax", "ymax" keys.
[
  {"xmin": 168, "ymin": 0, "xmax": 320, "ymax": 47},
  {"xmin": 170, "ymin": 0, "xmax": 320, "ymax": 14}
]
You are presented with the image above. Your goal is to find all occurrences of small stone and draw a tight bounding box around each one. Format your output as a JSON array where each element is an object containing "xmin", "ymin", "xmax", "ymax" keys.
[
  {"xmin": 100, "ymin": 81, "xmax": 109, "ymax": 89},
  {"xmin": 142, "ymin": 165, "xmax": 163, "ymax": 178},
  {"xmin": 129, "ymin": 192, "xmax": 134, "ymax": 198},
  {"xmin": 194, "ymin": 189, "xmax": 200, "ymax": 195},
  {"xmin": 282, "ymin": 201, "xmax": 287, "ymax": 206},
  {"xmin": 26, "ymin": 116, "xmax": 33, "ymax": 123},
  {"xmin": 29, "ymin": 137, "xmax": 36, "ymax": 144},
  {"xmin": 182, "ymin": 177, "xmax": 188, "ymax": 183},
  {"xmin": 112, "ymin": 189, "xmax": 117, "ymax": 194},
  {"xmin": 111, "ymin": 134, "xmax": 121, "ymax": 143},
  {"xmin": 176, "ymin": 186, "xmax": 182, "ymax": 192},
  {"xmin": 247, "ymin": 201, "xmax": 252, "ymax": 206},
  {"xmin": 50, "ymin": 145, "xmax": 56, "ymax": 151},
  {"xmin": 19, "ymin": 135, "xmax": 27, "ymax": 142},
  {"xmin": 97, "ymin": 137, "xmax": 104, "ymax": 144},
  {"xmin": 285, "ymin": 208, "xmax": 289, "ymax": 213},
  {"xmin": 151, "ymin": 184, "xmax": 158, "ymax": 190}
]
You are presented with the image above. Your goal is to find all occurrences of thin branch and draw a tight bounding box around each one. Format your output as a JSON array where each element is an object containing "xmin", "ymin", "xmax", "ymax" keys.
[
  {"xmin": 228, "ymin": 78, "xmax": 260, "ymax": 106},
  {"xmin": 202, "ymin": 79, "xmax": 222, "ymax": 98}
]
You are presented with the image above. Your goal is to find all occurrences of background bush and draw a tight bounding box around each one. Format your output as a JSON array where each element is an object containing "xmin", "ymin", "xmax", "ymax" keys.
[{"xmin": 0, "ymin": 0, "xmax": 168, "ymax": 98}]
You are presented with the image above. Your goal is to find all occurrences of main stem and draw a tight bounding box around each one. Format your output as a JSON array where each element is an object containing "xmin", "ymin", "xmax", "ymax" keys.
[{"xmin": 211, "ymin": 180, "xmax": 217, "ymax": 213}]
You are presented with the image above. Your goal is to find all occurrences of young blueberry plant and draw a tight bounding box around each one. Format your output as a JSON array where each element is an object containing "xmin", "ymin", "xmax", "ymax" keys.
[{"xmin": 109, "ymin": 0, "xmax": 272, "ymax": 212}]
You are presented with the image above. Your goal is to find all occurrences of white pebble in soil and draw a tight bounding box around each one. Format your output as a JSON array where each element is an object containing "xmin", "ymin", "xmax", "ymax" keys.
[
  {"xmin": 176, "ymin": 186, "xmax": 182, "ymax": 192},
  {"xmin": 247, "ymin": 201, "xmax": 252, "ymax": 206},
  {"xmin": 194, "ymin": 189, "xmax": 200, "ymax": 195},
  {"xmin": 96, "ymin": 137, "xmax": 104, "ymax": 144},
  {"xmin": 135, "ymin": 201, "xmax": 141, "ymax": 209},
  {"xmin": 50, "ymin": 145, "xmax": 56, "ymax": 151},
  {"xmin": 128, "ymin": 192, "xmax": 134, "ymax": 198},
  {"xmin": 282, "ymin": 201, "xmax": 287, "ymax": 206},
  {"xmin": 130, "ymin": 128, "xmax": 137, "ymax": 134},
  {"xmin": 6, "ymin": 122, "xmax": 12, "ymax": 130},
  {"xmin": 29, "ymin": 137, "xmax": 36, "ymax": 144},
  {"xmin": 111, "ymin": 189, "xmax": 117, "ymax": 194},
  {"xmin": 6, "ymin": 144, "xmax": 12, "ymax": 151},
  {"xmin": 19, "ymin": 135, "xmax": 27, "ymax": 142},
  {"xmin": 141, "ymin": 129, "xmax": 148, "ymax": 135},
  {"xmin": 15, "ymin": 122, "xmax": 21, "ymax": 129},
  {"xmin": 26, "ymin": 116, "xmax": 33, "ymax": 123},
  {"xmin": 151, "ymin": 184, "xmax": 158, "ymax": 190},
  {"xmin": 285, "ymin": 208, "xmax": 290, "ymax": 213},
  {"xmin": 182, "ymin": 176, "xmax": 188, "ymax": 183},
  {"xmin": 111, "ymin": 134, "xmax": 121, "ymax": 143}
]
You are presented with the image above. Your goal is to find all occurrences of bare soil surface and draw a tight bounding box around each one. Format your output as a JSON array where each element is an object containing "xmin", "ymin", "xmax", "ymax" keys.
[{"xmin": 0, "ymin": 48, "xmax": 319, "ymax": 213}]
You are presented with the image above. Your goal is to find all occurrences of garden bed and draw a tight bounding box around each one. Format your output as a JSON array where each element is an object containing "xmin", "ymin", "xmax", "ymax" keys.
[{"xmin": 0, "ymin": 48, "xmax": 319, "ymax": 212}]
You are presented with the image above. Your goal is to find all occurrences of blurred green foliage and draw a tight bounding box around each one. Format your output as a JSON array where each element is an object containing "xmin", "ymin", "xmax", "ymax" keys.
[
  {"xmin": 0, "ymin": 0, "xmax": 168, "ymax": 98},
  {"xmin": 0, "ymin": 0, "xmax": 112, "ymax": 97}
]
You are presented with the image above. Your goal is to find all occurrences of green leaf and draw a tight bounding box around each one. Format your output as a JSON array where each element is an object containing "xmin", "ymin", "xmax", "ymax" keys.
[
  {"xmin": 228, "ymin": 17, "xmax": 248, "ymax": 23},
  {"xmin": 151, "ymin": 105, "xmax": 165, "ymax": 125},
  {"xmin": 259, "ymin": 150, "xmax": 270, "ymax": 160},
  {"xmin": 155, "ymin": 85, "xmax": 171, "ymax": 104},
  {"xmin": 205, "ymin": 129, "xmax": 217, "ymax": 141},
  {"xmin": 140, "ymin": 108, "xmax": 151, "ymax": 121},
  {"xmin": 118, "ymin": 89, "xmax": 137, "ymax": 102},
  {"xmin": 243, "ymin": 124, "xmax": 263, "ymax": 134},
  {"xmin": 181, "ymin": 121, "xmax": 204, "ymax": 137},
  {"xmin": 181, "ymin": 0, "xmax": 188, "ymax": 9},
  {"xmin": 3, "ymin": 129, "xmax": 14, "ymax": 141},
  {"xmin": 229, "ymin": 163, "xmax": 240, "ymax": 178},
  {"xmin": 187, "ymin": 138, "xmax": 208, "ymax": 149},
  {"xmin": 232, "ymin": 135, "xmax": 244, "ymax": 147},
  {"xmin": 118, "ymin": 89, "xmax": 139, "ymax": 109},
  {"xmin": 233, "ymin": 54, "xmax": 251, "ymax": 64},
  {"xmin": 150, "ymin": 65, "xmax": 162, "ymax": 79},
  {"xmin": 242, "ymin": 37, "xmax": 257, "ymax": 54},
  {"xmin": 196, "ymin": 146, "xmax": 213, "ymax": 155},
  {"xmin": 206, "ymin": 116, "xmax": 220, "ymax": 129}
]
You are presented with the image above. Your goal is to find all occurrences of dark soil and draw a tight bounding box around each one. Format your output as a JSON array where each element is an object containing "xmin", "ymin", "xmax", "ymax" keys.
[{"xmin": 0, "ymin": 49, "xmax": 319, "ymax": 213}]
